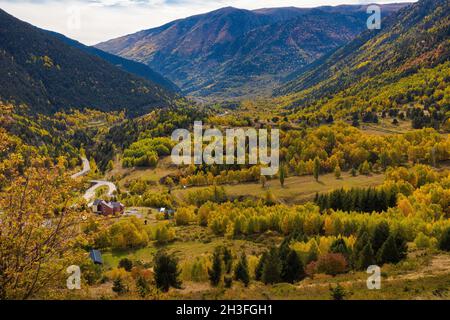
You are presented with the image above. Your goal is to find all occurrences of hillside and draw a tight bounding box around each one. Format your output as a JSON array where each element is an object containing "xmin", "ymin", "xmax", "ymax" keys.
[
  {"xmin": 47, "ymin": 31, "xmax": 180, "ymax": 93},
  {"xmin": 276, "ymin": 0, "xmax": 450, "ymax": 119},
  {"xmin": 96, "ymin": 4, "xmax": 407, "ymax": 99},
  {"xmin": 0, "ymin": 9, "xmax": 177, "ymax": 116}
]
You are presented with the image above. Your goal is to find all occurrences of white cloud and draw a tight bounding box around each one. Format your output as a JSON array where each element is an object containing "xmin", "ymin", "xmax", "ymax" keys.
[{"xmin": 0, "ymin": 0, "xmax": 415, "ymax": 45}]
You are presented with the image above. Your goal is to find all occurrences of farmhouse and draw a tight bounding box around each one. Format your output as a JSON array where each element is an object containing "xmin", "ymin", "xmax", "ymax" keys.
[{"xmin": 92, "ymin": 199, "xmax": 125, "ymax": 216}]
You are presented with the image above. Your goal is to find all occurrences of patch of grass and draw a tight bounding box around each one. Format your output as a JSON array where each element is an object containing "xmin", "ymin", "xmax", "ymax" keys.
[{"xmin": 173, "ymin": 171, "xmax": 385, "ymax": 205}]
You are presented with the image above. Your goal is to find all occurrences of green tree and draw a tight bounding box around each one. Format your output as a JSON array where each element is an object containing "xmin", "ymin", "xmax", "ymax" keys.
[
  {"xmin": 154, "ymin": 251, "xmax": 181, "ymax": 292},
  {"xmin": 112, "ymin": 278, "xmax": 128, "ymax": 295},
  {"xmin": 377, "ymin": 235, "xmax": 400, "ymax": 265},
  {"xmin": 282, "ymin": 250, "xmax": 305, "ymax": 283},
  {"xmin": 330, "ymin": 238, "xmax": 351, "ymax": 259},
  {"xmin": 306, "ymin": 240, "xmax": 319, "ymax": 264},
  {"xmin": 118, "ymin": 258, "xmax": 133, "ymax": 272},
  {"xmin": 439, "ymin": 228, "xmax": 450, "ymax": 251},
  {"xmin": 352, "ymin": 230, "xmax": 370, "ymax": 267},
  {"xmin": 208, "ymin": 247, "xmax": 223, "ymax": 286},
  {"xmin": 222, "ymin": 247, "xmax": 233, "ymax": 274},
  {"xmin": 255, "ymin": 252, "xmax": 267, "ymax": 281},
  {"xmin": 330, "ymin": 284, "xmax": 347, "ymax": 300},
  {"xmin": 262, "ymin": 247, "xmax": 281, "ymax": 284},
  {"xmin": 371, "ymin": 222, "xmax": 390, "ymax": 254},
  {"xmin": 313, "ymin": 157, "xmax": 321, "ymax": 182},
  {"xmin": 356, "ymin": 243, "xmax": 376, "ymax": 270},
  {"xmin": 234, "ymin": 253, "xmax": 250, "ymax": 287}
]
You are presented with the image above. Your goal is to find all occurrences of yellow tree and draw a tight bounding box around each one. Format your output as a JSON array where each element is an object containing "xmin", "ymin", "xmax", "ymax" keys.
[{"xmin": 0, "ymin": 163, "xmax": 88, "ymax": 299}]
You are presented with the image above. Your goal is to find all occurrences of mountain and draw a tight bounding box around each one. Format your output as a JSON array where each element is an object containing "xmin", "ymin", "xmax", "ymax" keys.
[
  {"xmin": 276, "ymin": 0, "xmax": 449, "ymax": 115},
  {"xmin": 0, "ymin": 9, "xmax": 177, "ymax": 116},
  {"xmin": 47, "ymin": 31, "xmax": 180, "ymax": 93},
  {"xmin": 95, "ymin": 4, "xmax": 408, "ymax": 99}
]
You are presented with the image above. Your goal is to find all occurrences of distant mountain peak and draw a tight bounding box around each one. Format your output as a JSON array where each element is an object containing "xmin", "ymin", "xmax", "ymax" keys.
[{"xmin": 95, "ymin": 3, "xmax": 409, "ymax": 100}]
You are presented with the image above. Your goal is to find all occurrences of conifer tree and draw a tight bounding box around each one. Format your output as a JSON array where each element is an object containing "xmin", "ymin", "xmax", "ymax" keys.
[
  {"xmin": 377, "ymin": 235, "xmax": 400, "ymax": 265},
  {"xmin": 262, "ymin": 247, "xmax": 281, "ymax": 285},
  {"xmin": 222, "ymin": 247, "xmax": 233, "ymax": 274},
  {"xmin": 282, "ymin": 250, "xmax": 305, "ymax": 283},
  {"xmin": 356, "ymin": 243, "xmax": 376, "ymax": 270},
  {"xmin": 439, "ymin": 228, "xmax": 450, "ymax": 251},
  {"xmin": 208, "ymin": 247, "xmax": 223, "ymax": 286},
  {"xmin": 313, "ymin": 157, "xmax": 321, "ymax": 181},
  {"xmin": 234, "ymin": 253, "xmax": 250, "ymax": 287},
  {"xmin": 330, "ymin": 238, "xmax": 351, "ymax": 259},
  {"xmin": 371, "ymin": 222, "xmax": 390, "ymax": 254},
  {"xmin": 154, "ymin": 251, "xmax": 181, "ymax": 292},
  {"xmin": 255, "ymin": 252, "xmax": 267, "ymax": 281}
]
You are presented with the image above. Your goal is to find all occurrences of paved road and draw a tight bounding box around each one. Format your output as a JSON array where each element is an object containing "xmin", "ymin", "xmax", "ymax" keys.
[
  {"xmin": 71, "ymin": 156, "xmax": 117, "ymax": 205},
  {"xmin": 71, "ymin": 157, "xmax": 91, "ymax": 179},
  {"xmin": 83, "ymin": 180, "xmax": 117, "ymax": 205}
]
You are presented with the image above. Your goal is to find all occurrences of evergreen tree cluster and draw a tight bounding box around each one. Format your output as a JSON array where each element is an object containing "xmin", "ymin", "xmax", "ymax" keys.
[
  {"xmin": 207, "ymin": 246, "xmax": 250, "ymax": 288},
  {"xmin": 352, "ymin": 223, "xmax": 408, "ymax": 270},
  {"xmin": 256, "ymin": 238, "xmax": 306, "ymax": 285},
  {"xmin": 315, "ymin": 187, "xmax": 398, "ymax": 213}
]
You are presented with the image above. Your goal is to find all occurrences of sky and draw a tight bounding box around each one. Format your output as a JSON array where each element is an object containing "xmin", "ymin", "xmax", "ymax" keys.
[{"xmin": 0, "ymin": 0, "xmax": 415, "ymax": 45}]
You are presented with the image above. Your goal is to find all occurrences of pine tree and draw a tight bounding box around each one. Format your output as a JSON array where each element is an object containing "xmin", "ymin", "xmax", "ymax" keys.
[
  {"xmin": 112, "ymin": 278, "xmax": 128, "ymax": 295},
  {"xmin": 439, "ymin": 228, "xmax": 450, "ymax": 251},
  {"xmin": 282, "ymin": 250, "xmax": 305, "ymax": 283},
  {"xmin": 313, "ymin": 157, "xmax": 321, "ymax": 182},
  {"xmin": 222, "ymin": 247, "xmax": 233, "ymax": 274},
  {"xmin": 377, "ymin": 235, "xmax": 400, "ymax": 265},
  {"xmin": 356, "ymin": 243, "xmax": 376, "ymax": 270},
  {"xmin": 371, "ymin": 222, "xmax": 390, "ymax": 254},
  {"xmin": 394, "ymin": 232, "xmax": 408, "ymax": 261},
  {"xmin": 262, "ymin": 247, "xmax": 281, "ymax": 285},
  {"xmin": 208, "ymin": 247, "xmax": 223, "ymax": 286},
  {"xmin": 255, "ymin": 252, "xmax": 267, "ymax": 281},
  {"xmin": 234, "ymin": 253, "xmax": 250, "ymax": 287},
  {"xmin": 154, "ymin": 251, "xmax": 182, "ymax": 292},
  {"xmin": 330, "ymin": 238, "xmax": 351, "ymax": 259},
  {"xmin": 306, "ymin": 240, "xmax": 319, "ymax": 264},
  {"xmin": 352, "ymin": 230, "xmax": 370, "ymax": 268}
]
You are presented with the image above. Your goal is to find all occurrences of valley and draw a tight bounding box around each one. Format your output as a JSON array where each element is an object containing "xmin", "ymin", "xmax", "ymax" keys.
[{"xmin": 0, "ymin": 0, "xmax": 449, "ymax": 302}]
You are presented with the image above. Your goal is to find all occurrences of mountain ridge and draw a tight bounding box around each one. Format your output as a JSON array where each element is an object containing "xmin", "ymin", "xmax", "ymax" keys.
[{"xmin": 96, "ymin": 4, "xmax": 409, "ymax": 99}]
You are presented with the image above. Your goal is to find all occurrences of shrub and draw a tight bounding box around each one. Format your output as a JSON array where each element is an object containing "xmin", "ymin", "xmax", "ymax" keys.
[
  {"xmin": 316, "ymin": 253, "xmax": 348, "ymax": 276},
  {"xmin": 174, "ymin": 207, "xmax": 195, "ymax": 226},
  {"xmin": 118, "ymin": 258, "xmax": 133, "ymax": 272},
  {"xmin": 305, "ymin": 261, "xmax": 318, "ymax": 278},
  {"xmin": 153, "ymin": 223, "xmax": 176, "ymax": 244}
]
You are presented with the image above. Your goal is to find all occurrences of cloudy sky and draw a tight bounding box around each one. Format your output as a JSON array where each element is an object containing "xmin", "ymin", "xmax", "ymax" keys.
[{"xmin": 0, "ymin": 0, "xmax": 415, "ymax": 45}]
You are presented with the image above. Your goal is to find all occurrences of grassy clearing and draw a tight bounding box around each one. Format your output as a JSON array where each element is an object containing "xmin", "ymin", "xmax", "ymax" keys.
[
  {"xmin": 360, "ymin": 118, "xmax": 412, "ymax": 136},
  {"xmin": 173, "ymin": 171, "xmax": 385, "ymax": 205}
]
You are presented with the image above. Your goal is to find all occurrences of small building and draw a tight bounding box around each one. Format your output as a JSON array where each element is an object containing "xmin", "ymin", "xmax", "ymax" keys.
[
  {"xmin": 92, "ymin": 199, "xmax": 125, "ymax": 216},
  {"xmin": 89, "ymin": 249, "xmax": 103, "ymax": 265}
]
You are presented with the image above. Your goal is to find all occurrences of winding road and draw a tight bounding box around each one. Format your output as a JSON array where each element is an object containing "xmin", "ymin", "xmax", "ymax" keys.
[{"xmin": 72, "ymin": 157, "xmax": 117, "ymax": 205}]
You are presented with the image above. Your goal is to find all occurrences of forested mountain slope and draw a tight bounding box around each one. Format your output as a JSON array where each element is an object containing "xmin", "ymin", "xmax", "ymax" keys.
[
  {"xmin": 96, "ymin": 5, "xmax": 407, "ymax": 99},
  {"xmin": 276, "ymin": 0, "xmax": 449, "ymax": 121},
  {"xmin": 0, "ymin": 9, "xmax": 177, "ymax": 116}
]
